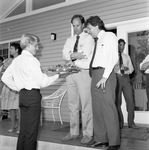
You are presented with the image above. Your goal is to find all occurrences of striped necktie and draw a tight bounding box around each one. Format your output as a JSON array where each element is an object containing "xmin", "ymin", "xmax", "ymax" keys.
[
  {"xmin": 89, "ymin": 37, "xmax": 98, "ymax": 77},
  {"xmin": 119, "ymin": 52, "xmax": 124, "ymax": 74},
  {"xmin": 73, "ymin": 36, "xmax": 80, "ymax": 52}
]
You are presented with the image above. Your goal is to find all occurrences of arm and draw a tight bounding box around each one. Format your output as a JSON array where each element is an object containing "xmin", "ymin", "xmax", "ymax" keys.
[
  {"xmin": 29, "ymin": 58, "xmax": 59, "ymax": 88},
  {"xmin": 103, "ymin": 33, "xmax": 118, "ymax": 78},
  {"xmin": 73, "ymin": 35, "xmax": 94, "ymax": 69},
  {"xmin": 141, "ymin": 62, "xmax": 149, "ymax": 70},
  {"xmin": 62, "ymin": 38, "xmax": 72, "ymax": 61},
  {"xmin": 96, "ymin": 33, "xmax": 118, "ymax": 89},
  {"xmin": 140, "ymin": 55, "xmax": 149, "ymax": 70},
  {"xmin": 124, "ymin": 54, "xmax": 134, "ymax": 74},
  {"xmin": 1, "ymin": 63, "xmax": 18, "ymax": 91}
]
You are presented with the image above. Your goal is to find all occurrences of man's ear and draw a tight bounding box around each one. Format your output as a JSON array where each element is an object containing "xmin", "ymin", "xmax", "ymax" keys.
[
  {"xmin": 82, "ymin": 23, "xmax": 84, "ymax": 28},
  {"xmin": 16, "ymin": 49, "xmax": 18, "ymax": 53}
]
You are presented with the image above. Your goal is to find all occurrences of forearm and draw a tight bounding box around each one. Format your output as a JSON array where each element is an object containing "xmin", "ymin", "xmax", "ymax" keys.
[{"xmin": 141, "ymin": 61, "xmax": 149, "ymax": 70}]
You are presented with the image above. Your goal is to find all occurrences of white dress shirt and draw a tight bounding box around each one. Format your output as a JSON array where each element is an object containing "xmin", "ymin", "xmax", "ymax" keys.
[
  {"xmin": 75, "ymin": 30, "xmax": 118, "ymax": 78},
  {"xmin": 62, "ymin": 31, "xmax": 94, "ymax": 69},
  {"xmin": 140, "ymin": 54, "xmax": 149, "ymax": 74},
  {"xmin": 114, "ymin": 53, "xmax": 134, "ymax": 75},
  {"xmin": 2, "ymin": 50, "xmax": 59, "ymax": 91}
]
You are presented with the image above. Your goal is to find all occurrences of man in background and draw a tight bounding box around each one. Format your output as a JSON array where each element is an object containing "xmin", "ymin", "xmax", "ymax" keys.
[{"xmin": 114, "ymin": 39, "xmax": 138, "ymax": 129}]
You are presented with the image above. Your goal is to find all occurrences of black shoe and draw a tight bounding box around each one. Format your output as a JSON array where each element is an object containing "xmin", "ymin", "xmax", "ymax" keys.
[
  {"xmin": 119, "ymin": 125, "xmax": 124, "ymax": 129},
  {"xmin": 107, "ymin": 145, "xmax": 119, "ymax": 150},
  {"xmin": 87, "ymin": 140, "xmax": 109, "ymax": 147},
  {"xmin": 2, "ymin": 115, "xmax": 8, "ymax": 120},
  {"xmin": 128, "ymin": 124, "xmax": 139, "ymax": 129}
]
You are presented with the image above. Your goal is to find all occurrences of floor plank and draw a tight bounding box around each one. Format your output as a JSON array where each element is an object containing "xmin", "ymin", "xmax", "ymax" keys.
[{"xmin": 0, "ymin": 118, "xmax": 149, "ymax": 150}]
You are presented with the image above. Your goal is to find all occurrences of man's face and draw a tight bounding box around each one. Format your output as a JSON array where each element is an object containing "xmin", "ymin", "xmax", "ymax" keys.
[
  {"xmin": 118, "ymin": 42, "xmax": 125, "ymax": 53},
  {"xmin": 87, "ymin": 24, "xmax": 98, "ymax": 38},
  {"xmin": 0, "ymin": 60, "xmax": 3, "ymax": 67},
  {"xmin": 29, "ymin": 42, "xmax": 39, "ymax": 55},
  {"xmin": 72, "ymin": 18, "xmax": 84, "ymax": 35},
  {"xmin": 10, "ymin": 46, "xmax": 18, "ymax": 56}
]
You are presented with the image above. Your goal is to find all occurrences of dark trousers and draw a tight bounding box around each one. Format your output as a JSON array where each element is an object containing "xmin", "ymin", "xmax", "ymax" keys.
[
  {"xmin": 116, "ymin": 74, "xmax": 135, "ymax": 127},
  {"xmin": 17, "ymin": 89, "xmax": 41, "ymax": 150},
  {"xmin": 91, "ymin": 68, "xmax": 120, "ymax": 146}
]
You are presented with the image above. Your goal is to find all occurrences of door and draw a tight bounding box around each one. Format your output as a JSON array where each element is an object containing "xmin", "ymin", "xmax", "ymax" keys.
[{"xmin": 117, "ymin": 18, "xmax": 149, "ymax": 124}]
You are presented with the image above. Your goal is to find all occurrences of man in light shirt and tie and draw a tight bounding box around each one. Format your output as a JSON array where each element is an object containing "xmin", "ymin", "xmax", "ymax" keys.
[
  {"xmin": 62, "ymin": 14, "xmax": 94, "ymax": 144},
  {"xmin": 84, "ymin": 16, "xmax": 120, "ymax": 150},
  {"xmin": 115, "ymin": 39, "xmax": 138, "ymax": 129},
  {"xmin": 2, "ymin": 34, "xmax": 61, "ymax": 150},
  {"xmin": 140, "ymin": 37, "xmax": 149, "ymax": 111}
]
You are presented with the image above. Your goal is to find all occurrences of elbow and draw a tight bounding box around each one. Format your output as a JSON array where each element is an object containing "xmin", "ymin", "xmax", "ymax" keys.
[{"xmin": 1, "ymin": 75, "xmax": 4, "ymax": 82}]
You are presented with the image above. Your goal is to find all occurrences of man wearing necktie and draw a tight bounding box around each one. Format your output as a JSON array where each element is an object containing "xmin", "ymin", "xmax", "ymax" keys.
[
  {"xmin": 84, "ymin": 16, "xmax": 120, "ymax": 150},
  {"xmin": 114, "ymin": 39, "xmax": 138, "ymax": 129},
  {"xmin": 62, "ymin": 14, "xmax": 94, "ymax": 144}
]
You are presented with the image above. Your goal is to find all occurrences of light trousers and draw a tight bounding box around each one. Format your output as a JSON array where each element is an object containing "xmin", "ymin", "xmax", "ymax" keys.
[{"xmin": 66, "ymin": 70, "xmax": 93, "ymax": 136}]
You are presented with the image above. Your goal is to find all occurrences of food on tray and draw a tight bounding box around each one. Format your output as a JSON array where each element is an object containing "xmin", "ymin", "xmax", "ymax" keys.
[{"xmin": 48, "ymin": 64, "xmax": 80, "ymax": 73}]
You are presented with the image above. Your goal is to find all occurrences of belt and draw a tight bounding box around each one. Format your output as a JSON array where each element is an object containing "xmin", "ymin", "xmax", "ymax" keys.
[
  {"xmin": 116, "ymin": 73, "xmax": 128, "ymax": 76},
  {"xmin": 92, "ymin": 66, "xmax": 104, "ymax": 70},
  {"xmin": 20, "ymin": 88, "xmax": 40, "ymax": 92}
]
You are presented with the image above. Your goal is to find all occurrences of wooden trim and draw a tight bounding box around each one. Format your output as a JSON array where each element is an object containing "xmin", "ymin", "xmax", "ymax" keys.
[
  {"xmin": 0, "ymin": 0, "xmax": 88, "ymax": 24},
  {"xmin": 0, "ymin": 0, "xmax": 24, "ymax": 20}
]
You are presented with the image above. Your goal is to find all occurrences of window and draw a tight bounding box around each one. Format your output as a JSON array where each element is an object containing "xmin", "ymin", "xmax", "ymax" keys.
[{"xmin": 0, "ymin": 40, "xmax": 20, "ymax": 59}]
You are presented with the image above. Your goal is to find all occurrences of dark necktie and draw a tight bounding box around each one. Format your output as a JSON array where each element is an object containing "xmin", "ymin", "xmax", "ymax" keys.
[
  {"xmin": 89, "ymin": 37, "xmax": 98, "ymax": 77},
  {"xmin": 119, "ymin": 53, "xmax": 124, "ymax": 74},
  {"xmin": 73, "ymin": 36, "xmax": 80, "ymax": 52}
]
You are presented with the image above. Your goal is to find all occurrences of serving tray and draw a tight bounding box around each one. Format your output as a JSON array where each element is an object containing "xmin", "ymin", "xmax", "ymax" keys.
[{"xmin": 48, "ymin": 64, "xmax": 80, "ymax": 73}]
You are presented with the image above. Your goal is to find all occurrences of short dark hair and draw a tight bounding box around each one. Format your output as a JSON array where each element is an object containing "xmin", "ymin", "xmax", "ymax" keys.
[
  {"xmin": 71, "ymin": 14, "xmax": 85, "ymax": 24},
  {"xmin": 118, "ymin": 39, "xmax": 126, "ymax": 44},
  {"xmin": 0, "ymin": 56, "xmax": 4, "ymax": 62},
  {"xmin": 85, "ymin": 16, "xmax": 106, "ymax": 31},
  {"xmin": 10, "ymin": 42, "xmax": 22, "ymax": 55}
]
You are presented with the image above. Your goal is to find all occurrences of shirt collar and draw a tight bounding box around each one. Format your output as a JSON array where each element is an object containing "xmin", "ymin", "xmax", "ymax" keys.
[
  {"xmin": 74, "ymin": 32, "xmax": 85, "ymax": 38},
  {"xmin": 22, "ymin": 50, "xmax": 33, "ymax": 56},
  {"xmin": 97, "ymin": 30, "xmax": 105, "ymax": 40}
]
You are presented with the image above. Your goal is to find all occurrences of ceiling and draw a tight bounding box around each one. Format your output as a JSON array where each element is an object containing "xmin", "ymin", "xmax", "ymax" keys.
[
  {"xmin": 0, "ymin": 0, "xmax": 66, "ymax": 19},
  {"xmin": 0, "ymin": 0, "xmax": 19, "ymax": 18}
]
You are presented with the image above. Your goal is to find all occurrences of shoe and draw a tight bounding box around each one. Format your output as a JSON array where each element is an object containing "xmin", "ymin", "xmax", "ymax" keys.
[
  {"xmin": 86, "ymin": 137, "xmax": 95, "ymax": 146},
  {"xmin": 81, "ymin": 135, "xmax": 92, "ymax": 144},
  {"xmin": 61, "ymin": 133, "xmax": 79, "ymax": 141},
  {"xmin": 87, "ymin": 138, "xmax": 109, "ymax": 147},
  {"xmin": 8, "ymin": 124, "xmax": 18, "ymax": 133},
  {"xmin": 2, "ymin": 115, "xmax": 8, "ymax": 120},
  {"xmin": 89, "ymin": 142, "xmax": 109, "ymax": 147},
  {"xmin": 8, "ymin": 128, "xmax": 15, "ymax": 133},
  {"xmin": 16, "ymin": 130, "xmax": 20, "ymax": 134},
  {"xmin": 107, "ymin": 146, "xmax": 119, "ymax": 150},
  {"xmin": 119, "ymin": 125, "xmax": 124, "ymax": 129},
  {"xmin": 128, "ymin": 124, "xmax": 139, "ymax": 129}
]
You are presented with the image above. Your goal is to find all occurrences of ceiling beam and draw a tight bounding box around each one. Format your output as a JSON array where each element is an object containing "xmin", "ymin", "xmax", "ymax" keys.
[
  {"xmin": 26, "ymin": 0, "xmax": 33, "ymax": 12},
  {"xmin": 0, "ymin": 0, "xmax": 24, "ymax": 20}
]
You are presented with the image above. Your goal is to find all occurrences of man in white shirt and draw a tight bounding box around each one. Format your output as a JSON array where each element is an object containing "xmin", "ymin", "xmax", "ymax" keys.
[
  {"xmin": 140, "ymin": 37, "xmax": 149, "ymax": 111},
  {"xmin": 62, "ymin": 14, "xmax": 94, "ymax": 144},
  {"xmin": 85, "ymin": 16, "xmax": 120, "ymax": 150},
  {"xmin": 114, "ymin": 39, "xmax": 138, "ymax": 129},
  {"xmin": 2, "ymin": 34, "xmax": 60, "ymax": 150}
]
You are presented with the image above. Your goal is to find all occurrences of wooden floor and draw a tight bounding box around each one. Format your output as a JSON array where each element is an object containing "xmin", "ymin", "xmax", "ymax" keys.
[{"xmin": 0, "ymin": 118, "xmax": 149, "ymax": 150}]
